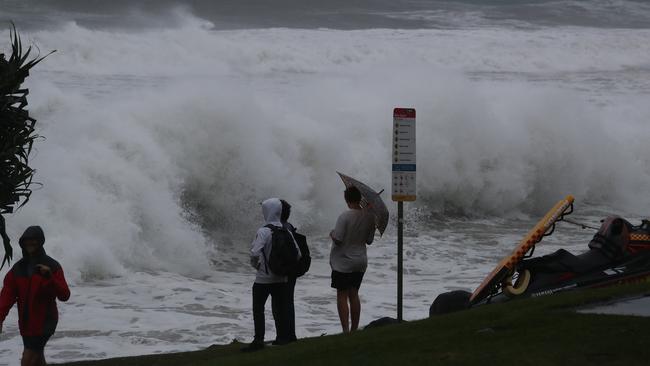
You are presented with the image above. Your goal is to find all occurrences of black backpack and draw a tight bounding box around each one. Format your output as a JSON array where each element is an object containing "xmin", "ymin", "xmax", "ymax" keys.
[
  {"xmin": 264, "ymin": 224, "xmax": 311, "ymax": 277},
  {"xmin": 264, "ymin": 224, "xmax": 299, "ymax": 276}
]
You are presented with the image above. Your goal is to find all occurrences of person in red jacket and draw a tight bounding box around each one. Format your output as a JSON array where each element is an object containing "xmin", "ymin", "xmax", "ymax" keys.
[{"xmin": 0, "ymin": 226, "xmax": 70, "ymax": 366}]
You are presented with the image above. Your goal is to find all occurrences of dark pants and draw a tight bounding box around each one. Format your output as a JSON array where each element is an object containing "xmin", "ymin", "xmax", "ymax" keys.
[
  {"xmin": 287, "ymin": 276, "xmax": 297, "ymax": 341},
  {"xmin": 22, "ymin": 335, "xmax": 52, "ymax": 351},
  {"xmin": 252, "ymin": 282, "xmax": 290, "ymax": 342}
]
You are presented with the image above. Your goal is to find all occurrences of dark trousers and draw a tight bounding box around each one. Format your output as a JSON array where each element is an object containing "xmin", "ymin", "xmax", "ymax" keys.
[
  {"xmin": 287, "ymin": 276, "xmax": 297, "ymax": 341},
  {"xmin": 252, "ymin": 282, "xmax": 290, "ymax": 342}
]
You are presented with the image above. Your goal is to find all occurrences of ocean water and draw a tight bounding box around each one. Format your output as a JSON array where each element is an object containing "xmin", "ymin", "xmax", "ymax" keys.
[{"xmin": 1, "ymin": 0, "xmax": 650, "ymax": 363}]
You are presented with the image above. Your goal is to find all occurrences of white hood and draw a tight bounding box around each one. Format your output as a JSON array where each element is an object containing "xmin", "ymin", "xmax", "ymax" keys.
[{"xmin": 261, "ymin": 198, "xmax": 282, "ymax": 226}]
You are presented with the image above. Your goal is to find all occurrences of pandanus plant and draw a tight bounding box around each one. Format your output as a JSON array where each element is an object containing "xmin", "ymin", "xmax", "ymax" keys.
[{"xmin": 0, "ymin": 25, "xmax": 53, "ymax": 269}]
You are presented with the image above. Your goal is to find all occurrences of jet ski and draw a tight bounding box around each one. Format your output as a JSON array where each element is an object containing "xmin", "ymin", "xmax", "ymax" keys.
[{"xmin": 430, "ymin": 196, "xmax": 650, "ymax": 315}]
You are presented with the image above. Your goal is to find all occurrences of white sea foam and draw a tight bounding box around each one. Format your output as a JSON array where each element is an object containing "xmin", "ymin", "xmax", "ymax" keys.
[{"xmin": 0, "ymin": 15, "xmax": 649, "ymax": 363}]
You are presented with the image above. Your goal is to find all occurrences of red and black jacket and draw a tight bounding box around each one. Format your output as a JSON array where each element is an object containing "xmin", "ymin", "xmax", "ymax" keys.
[{"xmin": 0, "ymin": 226, "xmax": 70, "ymax": 336}]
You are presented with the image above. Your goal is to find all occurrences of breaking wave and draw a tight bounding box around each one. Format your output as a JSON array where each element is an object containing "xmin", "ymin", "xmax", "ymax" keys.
[{"xmin": 1, "ymin": 17, "xmax": 649, "ymax": 281}]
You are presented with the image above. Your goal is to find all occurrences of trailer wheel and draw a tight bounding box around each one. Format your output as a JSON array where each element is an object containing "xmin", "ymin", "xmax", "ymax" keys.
[{"xmin": 503, "ymin": 269, "xmax": 531, "ymax": 297}]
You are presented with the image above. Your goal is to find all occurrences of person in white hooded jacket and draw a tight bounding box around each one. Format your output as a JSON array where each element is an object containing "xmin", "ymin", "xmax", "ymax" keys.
[{"xmin": 242, "ymin": 198, "xmax": 290, "ymax": 352}]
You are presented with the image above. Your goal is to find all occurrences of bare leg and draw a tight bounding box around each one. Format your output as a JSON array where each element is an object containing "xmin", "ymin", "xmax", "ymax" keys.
[
  {"xmin": 349, "ymin": 288, "xmax": 361, "ymax": 332},
  {"xmin": 38, "ymin": 351, "xmax": 47, "ymax": 366},
  {"xmin": 336, "ymin": 290, "xmax": 350, "ymax": 333}
]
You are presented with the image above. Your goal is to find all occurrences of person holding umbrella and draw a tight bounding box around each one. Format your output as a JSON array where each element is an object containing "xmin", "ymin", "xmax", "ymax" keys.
[{"xmin": 329, "ymin": 183, "xmax": 379, "ymax": 333}]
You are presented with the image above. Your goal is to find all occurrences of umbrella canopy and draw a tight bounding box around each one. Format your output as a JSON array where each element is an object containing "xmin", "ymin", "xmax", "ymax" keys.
[{"xmin": 337, "ymin": 172, "xmax": 389, "ymax": 236}]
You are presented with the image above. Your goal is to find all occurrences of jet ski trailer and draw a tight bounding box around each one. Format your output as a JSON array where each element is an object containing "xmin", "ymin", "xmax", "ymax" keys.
[{"xmin": 431, "ymin": 195, "xmax": 650, "ymax": 315}]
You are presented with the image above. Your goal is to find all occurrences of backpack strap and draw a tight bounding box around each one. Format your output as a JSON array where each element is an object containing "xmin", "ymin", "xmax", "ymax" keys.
[
  {"xmin": 260, "ymin": 225, "xmax": 278, "ymax": 275},
  {"xmin": 260, "ymin": 247, "xmax": 269, "ymax": 275},
  {"xmin": 265, "ymin": 224, "xmax": 283, "ymax": 232}
]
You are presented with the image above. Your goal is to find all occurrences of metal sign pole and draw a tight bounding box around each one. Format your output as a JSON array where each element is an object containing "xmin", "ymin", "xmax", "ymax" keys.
[
  {"xmin": 392, "ymin": 107, "xmax": 415, "ymax": 324},
  {"xmin": 397, "ymin": 201, "xmax": 404, "ymax": 322}
]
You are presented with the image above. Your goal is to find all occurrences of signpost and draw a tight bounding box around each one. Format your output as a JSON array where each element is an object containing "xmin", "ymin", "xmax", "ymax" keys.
[{"xmin": 392, "ymin": 108, "xmax": 416, "ymax": 323}]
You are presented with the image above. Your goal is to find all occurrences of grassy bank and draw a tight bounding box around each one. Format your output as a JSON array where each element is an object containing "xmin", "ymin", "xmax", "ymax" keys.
[{"xmin": 59, "ymin": 283, "xmax": 650, "ymax": 366}]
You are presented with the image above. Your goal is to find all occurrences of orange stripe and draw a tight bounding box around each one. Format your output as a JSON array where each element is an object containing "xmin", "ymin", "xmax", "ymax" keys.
[{"xmin": 469, "ymin": 195, "xmax": 574, "ymax": 304}]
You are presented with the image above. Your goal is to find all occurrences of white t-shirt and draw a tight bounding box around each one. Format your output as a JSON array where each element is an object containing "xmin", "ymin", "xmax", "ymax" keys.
[{"xmin": 330, "ymin": 209, "xmax": 376, "ymax": 273}]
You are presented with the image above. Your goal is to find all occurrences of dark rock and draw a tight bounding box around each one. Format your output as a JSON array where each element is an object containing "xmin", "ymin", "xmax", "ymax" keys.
[
  {"xmin": 430, "ymin": 290, "xmax": 471, "ymax": 316},
  {"xmin": 365, "ymin": 317, "xmax": 400, "ymax": 329}
]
